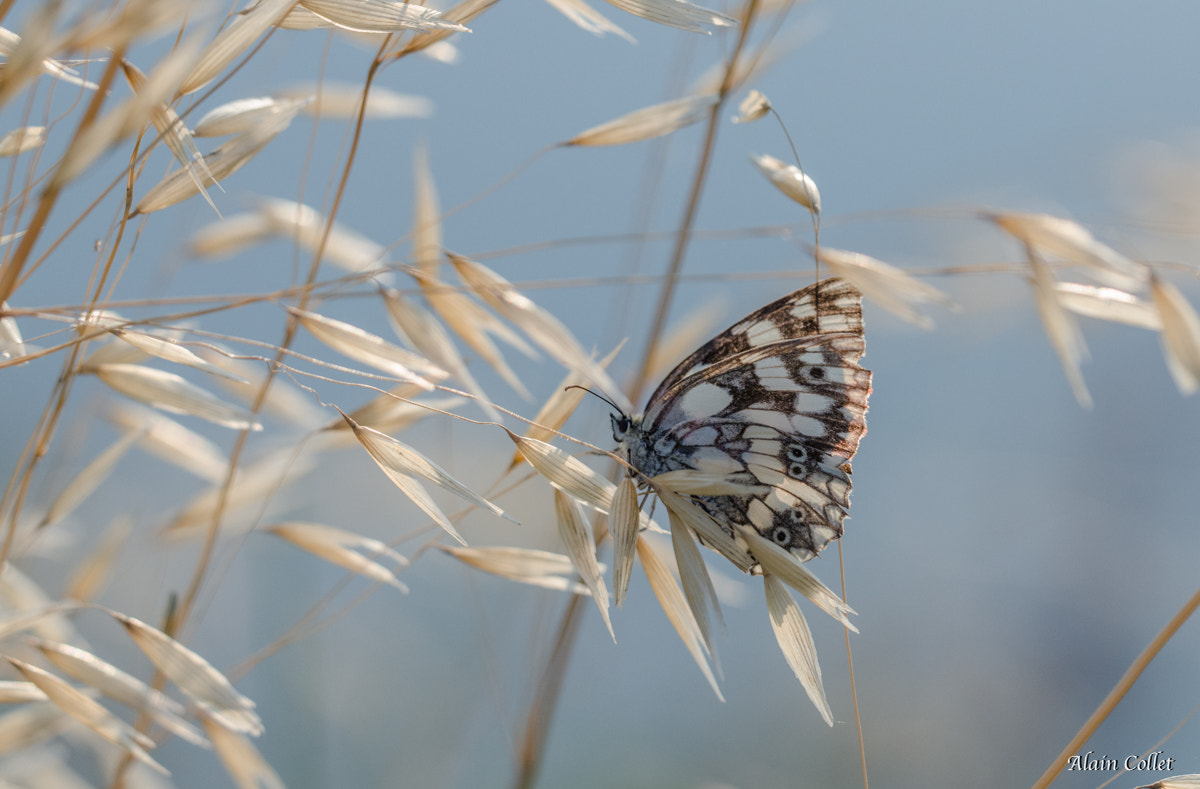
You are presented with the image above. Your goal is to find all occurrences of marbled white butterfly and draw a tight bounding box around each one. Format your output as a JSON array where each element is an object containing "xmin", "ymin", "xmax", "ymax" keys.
[{"xmin": 612, "ymin": 278, "xmax": 872, "ymax": 565}]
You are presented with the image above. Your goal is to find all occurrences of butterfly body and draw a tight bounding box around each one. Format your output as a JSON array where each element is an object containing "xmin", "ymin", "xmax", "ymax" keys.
[{"xmin": 614, "ymin": 278, "xmax": 872, "ymax": 565}]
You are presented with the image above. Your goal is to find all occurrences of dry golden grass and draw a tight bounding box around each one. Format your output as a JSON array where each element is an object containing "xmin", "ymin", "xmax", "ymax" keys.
[{"xmin": 1, "ymin": 2, "xmax": 1199, "ymax": 788}]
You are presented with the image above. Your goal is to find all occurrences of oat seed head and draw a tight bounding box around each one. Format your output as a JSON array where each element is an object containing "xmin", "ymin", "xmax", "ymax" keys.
[
  {"xmin": 568, "ymin": 94, "xmax": 719, "ymax": 147},
  {"xmin": 637, "ymin": 535, "xmax": 722, "ymax": 699},
  {"xmin": 554, "ymin": 490, "xmax": 614, "ymax": 639},
  {"xmin": 113, "ymin": 612, "xmax": 264, "ymax": 737},
  {"xmin": 751, "ymin": 153, "xmax": 820, "ymax": 215},
  {"xmin": 668, "ymin": 507, "xmax": 724, "ymax": 656},
  {"xmin": 1150, "ymin": 275, "xmax": 1200, "ymax": 395},
  {"xmin": 94, "ymin": 364, "xmax": 265, "ymax": 431},
  {"xmin": 0, "ymin": 126, "xmax": 46, "ymax": 157},
  {"xmin": 1026, "ymin": 250, "xmax": 1093, "ymax": 409},
  {"xmin": 731, "ymin": 89, "xmax": 770, "ymax": 124},
  {"xmin": 762, "ymin": 575, "xmax": 833, "ymax": 726}
]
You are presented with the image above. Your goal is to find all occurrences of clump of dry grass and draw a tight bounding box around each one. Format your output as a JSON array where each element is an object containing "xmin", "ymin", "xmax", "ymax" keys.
[{"xmin": 1, "ymin": 2, "xmax": 1199, "ymax": 788}]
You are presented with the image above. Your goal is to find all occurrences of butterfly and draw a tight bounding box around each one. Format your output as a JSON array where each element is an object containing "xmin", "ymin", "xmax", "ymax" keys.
[{"xmin": 612, "ymin": 278, "xmax": 872, "ymax": 566}]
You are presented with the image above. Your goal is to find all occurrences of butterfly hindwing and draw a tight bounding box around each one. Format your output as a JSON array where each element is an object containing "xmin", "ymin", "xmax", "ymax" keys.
[{"xmin": 620, "ymin": 278, "xmax": 871, "ymax": 566}]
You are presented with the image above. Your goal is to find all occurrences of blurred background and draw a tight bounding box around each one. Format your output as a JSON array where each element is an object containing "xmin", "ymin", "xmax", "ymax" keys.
[{"xmin": 3, "ymin": 0, "xmax": 1200, "ymax": 787}]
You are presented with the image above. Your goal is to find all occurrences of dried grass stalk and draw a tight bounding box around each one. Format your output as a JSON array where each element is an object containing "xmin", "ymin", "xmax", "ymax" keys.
[
  {"xmin": 76, "ymin": 309, "xmax": 126, "ymax": 331},
  {"xmin": 64, "ymin": 515, "xmax": 133, "ymax": 602},
  {"xmin": 276, "ymin": 82, "xmax": 433, "ymax": 119},
  {"xmin": 394, "ymin": 0, "xmax": 493, "ymax": 54},
  {"xmin": 193, "ymin": 96, "xmax": 311, "ymax": 137},
  {"xmin": 510, "ymin": 431, "xmax": 665, "ymax": 533},
  {"xmin": 121, "ymin": 60, "xmax": 220, "ymax": 213},
  {"xmin": 79, "ymin": 315, "xmax": 152, "ymax": 369},
  {"xmin": 599, "ymin": 0, "xmax": 734, "ymax": 34},
  {"xmin": 277, "ymin": 5, "xmax": 332, "ymax": 29},
  {"xmin": 416, "ymin": 273, "xmax": 532, "ymax": 398},
  {"xmin": 38, "ymin": 430, "xmax": 141, "ymax": 529},
  {"xmin": 299, "ymin": 0, "xmax": 470, "ymax": 32},
  {"xmin": 202, "ymin": 714, "xmax": 287, "ymax": 789},
  {"xmin": 81, "ymin": 341, "xmax": 149, "ymax": 372},
  {"xmin": 344, "ymin": 417, "xmax": 467, "ymax": 544},
  {"xmin": 198, "ymin": 348, "xmax": 326, "ymax": 429},
  {"xmin": 514, "ymin": 345, "xmax": 621, "ymax": 467},
  {"xmin": 0, "ymin": 702, "xmax": 70, "ymax": 754},
  {"xmin": 636, "ymin": 535, "xmax": 722, "ymax": 699},
  {"xmin": 114, "ymin": 613, "xmax": 264, "ymax": 737},
  {"xmin": 668, "ymin": 506, "xmax": 724, "ymax": 653},
  {"xmin": 0, "ymin": 681, "xmax": 47, "ymax": 703},
  {"xmin": 554, "ymin": 490, "xmax": 614, "ymax": 639},
  {"xmin": 415, "ymin": 40, "xmax": 461, "ymax": 64},
  {"xmin": 1056, "ymin": 283, "xmax": 1162, "ymax": 330},
  {"xmin": 0, "ymin": 126, "xmax": 45, "ymax": 156},
  {"xmin": 187, "ymin": 214, "xmax": 275, "ymax": 258},
  {"xmin": 134, "ymin": 102, "xmax": 301, "ymax": 214},
  {"xmin": 316, "ymin": 392, "xmax": 460, "ymax": 450},
  {"xmin": 1027, "ymin": 250, "xmax": 1092, "ymax": 409},
  {"xmin": 95, "ymin": 363, "xmax": 264, "ymax": 431},
  {"xmin": 992, "ymin": 211, "xmax": 1146, "ymax": 289},
  {"xmin": 31, "ymin": 638, "xmax": 209, "ymax": 748},
  {"xmin": 259, "ymin": 197, "xmax": 389, "ymax": 279},
  {"xmin": 0, "ymin": 25, "xmax": 98, "ymax": 97},
  {"xmin": 506, "ymin": 432, "xmax": 614, "ymax": 513},
  {"xmin": 161, "ymin": 449, "xmax": 314, "ymax": 539},
  {"xmin": 6, "ymin": 658, "xmax": 167, "ymax": 774},
  {"xmin": 737, "ymin": 525, "xmax": 856, "ymax": 630},
  {"xmin": 412, "ymin": 144, "xmax": 442, "ymax": 278},
  {"xmin": 110, "ymin": 329, "xmax": 245, "ymax": 382},
  {"xmin": 266, "ymin": 521, "xmax": 409, "ymax": 591},
  {"xmin": 382, "ymin": 288, "xmax": 498, "ymax": 421},
  {"xmin": 69, "ymin": 0, "xmax": 192, "ymax": 51},
  {"xmin": 419, "ymin": 271, "xmax": 538, "ymax": 358},
  {"xmin": 345, "ymin": 415, "xmax": 511, "ymax": 523},
  {"xmin": 542, "ymin": 0, "xmax": 634, "ymax": 42},
  {"xmin": 654, "ymin": 486, "xmax": 756, "ymax": 573},
  {"xmin": 509, "ymin": 375, "xmax": 590, "ymax": 469},
  {"xmin": 0, "ymin": 16, "xmax": 65, "ymax": 114},
  {"xmin": 450, "ymin": 254, "xmax": 631, "ymax": 412},
  {"xmin": 291, "ymin": 306, "xmax": 443, "ymax": 388},
  {"xmin": 107, "ymin": 402, "xmax": 228, "ymax": 482},
  {"xmin": 179, "ymin": 0, "xmax": 298, "ymax": 96},
  {"xmin": 568, "ymin": 94, "xmax": 718, "ymax": 146},
  {"xmin": 438, "ymin": 545, "xmax": 592, "ymax": 594},
  {"xmin": 1151, "ymin": 275, "xmax": 1200, "ymax": 395},
  {"xmin": 1, "ymin": 301, "xmax": 26, "ymax": 360},
  {"xmin": 0, "ymin": 567, "xmax": 84, "ymax": 644},
  {"xmin": 816, "ymin": 247, "xmax": 955, "ymax": 329},
  {"xmin": 763, "ymin": 574, "xmax": 833, "ymax": 726},
  {"xmin": 0, "ymin": 605, "xmax": 82, "ymax": 645},
  {"xmin": 53, "ymin": 39, "xmax": 201, "ymax": 188},
  {"xmin": 609, "ymin": 476, "xmax": 640, "ymax": 607}
]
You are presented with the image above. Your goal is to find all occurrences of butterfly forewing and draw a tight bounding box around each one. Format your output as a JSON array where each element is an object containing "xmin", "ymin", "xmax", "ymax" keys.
[
  {"xmin": 646, "ymin": 278, "xmax": 865, "ymax": 408},
  {"xmin": 621, "ymin": 278, "xmax": 871, "ymax": 567}
]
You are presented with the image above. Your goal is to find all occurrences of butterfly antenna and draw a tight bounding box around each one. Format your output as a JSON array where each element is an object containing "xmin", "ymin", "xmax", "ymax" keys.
[{"xmin": 565, "ymin": 384, "xmax": 625, "ymax": 414}]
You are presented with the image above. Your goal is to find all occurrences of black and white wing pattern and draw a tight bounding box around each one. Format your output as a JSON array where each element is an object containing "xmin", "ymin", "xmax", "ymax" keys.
[{"xmin": 613, "ymin": 278, "xmax": 872, "ymax": 565}]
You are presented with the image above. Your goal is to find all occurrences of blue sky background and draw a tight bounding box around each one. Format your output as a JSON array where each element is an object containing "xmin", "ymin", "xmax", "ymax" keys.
[{"xmin": 4, "ymin": 1, "xmax": 1200, "ymax": 787}]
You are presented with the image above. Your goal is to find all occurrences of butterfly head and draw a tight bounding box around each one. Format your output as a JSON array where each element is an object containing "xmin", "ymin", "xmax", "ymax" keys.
[
  {"xmin": 563, "ymin": 384, "xmax": 638, "ymax": 445},
  {"xmin": 609, "ymin": 412, "xmax": 631, "ymax": 444}
]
